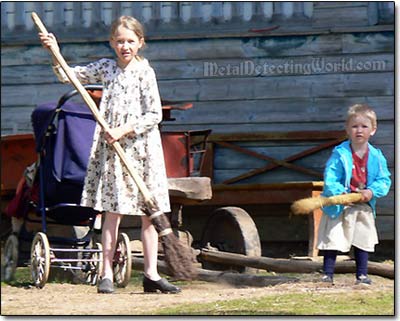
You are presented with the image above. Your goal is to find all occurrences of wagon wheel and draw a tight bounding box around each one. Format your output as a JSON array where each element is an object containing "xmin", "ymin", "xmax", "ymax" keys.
[
  {"xmin": 3, "ymin": 234, "xmax": 19, "ymax": 282},
  {"xmin": 86, "ymin": 242, "xmax": 103, "ymax": 286},
  {"xmin": 201, "ymin": 206, "xmax": 261, "ymax": 273},
  {"xmin": 113, "ymin": 233, "xmax": 132, "ymax": 288},
  {"xmin": 30, "ymin": 232, "xmax": 51, "ymax": 288}
]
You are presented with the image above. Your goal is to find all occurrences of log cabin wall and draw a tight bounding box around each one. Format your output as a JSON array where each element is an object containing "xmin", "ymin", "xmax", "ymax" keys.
[{"xmin": 1, "ymin": 2, "xmax": 394, "ymax": 255}]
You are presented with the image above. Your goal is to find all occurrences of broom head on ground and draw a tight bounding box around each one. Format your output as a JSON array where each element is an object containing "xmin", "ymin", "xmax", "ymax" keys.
[
  {"xmin": 145, "ymin": 201, "xmax": 198, "ymax": 280},
  {"xmin": 291, "ymin": 193, "xmax": 363, "ymax": 215}
]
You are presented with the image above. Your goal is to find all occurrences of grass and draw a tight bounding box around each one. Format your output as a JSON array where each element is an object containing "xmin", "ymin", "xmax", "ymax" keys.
[
  {"xmin": 1, "ymin": 266, "xmax": 145, "ymax": 288},
  {"xmin": 152, "ymin": 291, "xmax": 394, "ymax": 315}
]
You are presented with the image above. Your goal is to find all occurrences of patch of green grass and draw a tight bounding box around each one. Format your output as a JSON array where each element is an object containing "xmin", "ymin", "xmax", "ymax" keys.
[
  {"xmin": 153, "ymin": 291, "xmax": 394, "ymax": 316},
  {"xmin": 1, "ymin": 267, "xmax": 32, "ymax": 287},
  {"xmin": 2, "ymin": 267, "xmax": 146, "ymax": 287}
]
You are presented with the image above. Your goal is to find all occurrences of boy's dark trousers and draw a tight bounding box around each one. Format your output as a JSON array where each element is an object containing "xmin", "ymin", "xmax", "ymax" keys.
[{"xmin": 323, "ymin": 247, "xmax": 368, "ymax": 278}]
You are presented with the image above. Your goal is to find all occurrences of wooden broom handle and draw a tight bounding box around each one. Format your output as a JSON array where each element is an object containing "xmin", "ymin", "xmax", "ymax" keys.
[{"xmin": 31, "ymin": 12, "xmax": 155, "ymax": 206}]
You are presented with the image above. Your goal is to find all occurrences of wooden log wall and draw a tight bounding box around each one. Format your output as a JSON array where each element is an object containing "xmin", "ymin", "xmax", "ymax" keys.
[{"xmin": 1, "ymin": 2, "xmax": 394, "ymax": 249}]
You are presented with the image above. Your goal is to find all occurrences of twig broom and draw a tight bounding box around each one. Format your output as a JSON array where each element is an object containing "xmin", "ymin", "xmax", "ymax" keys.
[
  {"xmin": 31, "ymin": 12, "xmax": 197, "ymax": 280},
  {"xmin": 291, "ymin": 193, "xmax": 363, "ymax": 215}
]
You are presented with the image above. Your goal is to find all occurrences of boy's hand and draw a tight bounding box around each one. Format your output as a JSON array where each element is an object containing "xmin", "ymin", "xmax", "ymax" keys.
[{"xmin": 359, "ymin": 189, "xmax": 373, "ymax": 202}]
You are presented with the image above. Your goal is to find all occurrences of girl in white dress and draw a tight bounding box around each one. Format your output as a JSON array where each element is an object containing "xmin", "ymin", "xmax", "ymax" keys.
[{"xmin": 39, "ymin": 16, "xmax": 180, "ymax": 294}]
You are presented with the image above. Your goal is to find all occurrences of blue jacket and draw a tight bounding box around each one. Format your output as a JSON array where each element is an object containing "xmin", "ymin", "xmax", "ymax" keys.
[{"xmin": 322, "ymin": 140, "xmax": 391, "ymax": 219}]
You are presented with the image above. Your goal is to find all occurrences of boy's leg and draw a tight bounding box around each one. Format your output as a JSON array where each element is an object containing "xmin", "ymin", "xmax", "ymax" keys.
[
  {"xmin": 354, "ymin": 246, "xmax": 368, "ymax": 277},
  {"xmin": 323, "ymin": 250, "xmax": 337, "ymax": 279}
]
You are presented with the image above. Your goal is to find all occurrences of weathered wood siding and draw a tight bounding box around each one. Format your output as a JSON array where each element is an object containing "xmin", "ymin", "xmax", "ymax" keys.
[{"xmin": 1, "ymin": 2, "xmax": 394, "ymax": 248}]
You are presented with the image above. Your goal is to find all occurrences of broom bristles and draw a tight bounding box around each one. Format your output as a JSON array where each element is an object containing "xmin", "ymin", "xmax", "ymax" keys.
[
  {"xmin": 291, "ymin": 197, "xmax": 323, "ymax": 215},
  {"xmin": 161, "ymin": 234, "xmax": 198, "ymax": 280},
  {"xmin": 291, "ymin": 193, "xmax": 363, "ymax": 215}
]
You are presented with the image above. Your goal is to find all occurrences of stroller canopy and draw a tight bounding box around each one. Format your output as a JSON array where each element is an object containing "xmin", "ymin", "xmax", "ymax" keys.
[{"xmin": 31, "ymin": 101, "xmax": 96, "ymax": 184}]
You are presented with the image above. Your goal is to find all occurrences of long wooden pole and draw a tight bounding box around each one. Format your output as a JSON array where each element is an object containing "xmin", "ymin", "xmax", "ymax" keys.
[
  {"xmin": 31, "ymin": 12, "xmax": 156, "ymax": 208},
  {"xmin": 199, "ymin": 249, "xmax": 394, "ymax": 279}
]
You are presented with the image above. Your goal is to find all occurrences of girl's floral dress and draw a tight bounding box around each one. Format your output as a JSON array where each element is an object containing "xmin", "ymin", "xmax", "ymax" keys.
[{"xmin": 53, "ymin": 58, "xmax": 170, "ymax": 215}]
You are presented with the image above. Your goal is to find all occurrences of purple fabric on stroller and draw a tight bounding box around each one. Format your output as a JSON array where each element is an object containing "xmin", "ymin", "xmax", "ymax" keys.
[{"xmin": 31, "ymin": 101, "xmax": 96, "ymax": 185}]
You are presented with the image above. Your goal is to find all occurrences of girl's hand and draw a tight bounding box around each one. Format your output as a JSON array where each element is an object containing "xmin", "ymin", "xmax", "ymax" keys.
[
  {"xmin": 39, "ymin": 32, "xmax": 60, "ymax": 52},
  {"xmin": 359, "ymin": 189, "xmax": 373, "ymax": 202},
  {"xmin": 104, "ymin": 127, "xmax": 126, "ymax": 144}
]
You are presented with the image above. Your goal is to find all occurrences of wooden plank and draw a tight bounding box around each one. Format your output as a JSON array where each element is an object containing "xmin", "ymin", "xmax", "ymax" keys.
[
  {"xmin": 2, "ymin": 32, "xmax": 392, "ymax": 67},
  {"xmin": 208, "ymin": 131, "xmax": 346, "ymax": 142},
  {"xmin": 342, "ymin": 32, "xmax": 394, "ymax": 54},
  {"xmin": 212, "ymin": 144, "xmax": 394, "ymax": 170},
  {"xmin": 167, "ymin": 177, "xmax": 212, "ymax": 204},
  {"xmin": 167, "ymin": 96, "xmax": 394, "ymax": 125},
  {"xmin": 376, "ymin": 215, "xmax": 394, "ymax": 240},
  {"xmin": 3, "ymin": 52, "xmax": 393, "ymax": 84},
  {"xmin": 1, "ymin": 83, "xmax": 72, "ymax": 107},
  {"xmin": 1, "ymin": 33, "xmax": 393, "ymax": 71},
  {"xmin": 211, "ymin": 167, "xmax": 394, "ymax": 186},
  {"xmin": 313, "ymin": 6, "xmax": 369, "ymax": 28},
  {"xmin": 163, "ymin": 122, "xmax": 393, "ymax": 144},
  {"xmin": 205, "ymin": 185, "xmax": 321, "ymax": 206},
  {"xmin": 160, "ymin": 72, "xmax": 394, "ymax": 102},
  {"xmin": 314, "ymin": 2, "xmax": 369, "ymax": 9}
]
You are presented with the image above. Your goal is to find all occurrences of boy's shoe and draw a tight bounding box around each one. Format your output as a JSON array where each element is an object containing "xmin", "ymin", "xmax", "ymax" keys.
[
  {"xmin": 97, "ymin": 278, "xmax": 114, "ymax": 293},
  {"xmin": 321, "ymin": 275, "xmax": 334, "ymax": 284},
  {"xmin": 355, "ymin": 275, "xmax": 372, "ymax": 285}
]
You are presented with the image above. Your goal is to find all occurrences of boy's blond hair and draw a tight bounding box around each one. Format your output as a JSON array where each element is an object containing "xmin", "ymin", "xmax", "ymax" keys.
[{"xmin": 346, "ymin": 104, "xmax": 377, "ymax": 129}]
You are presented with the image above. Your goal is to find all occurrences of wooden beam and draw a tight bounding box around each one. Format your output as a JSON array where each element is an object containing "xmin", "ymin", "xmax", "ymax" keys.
[
  {"xmin": 199, "ymin": 249, "xmax": 394, "ymax": 279},
  {"xmin": 208, "ymin": 130, "xmax": 346, "ymax": 142}
]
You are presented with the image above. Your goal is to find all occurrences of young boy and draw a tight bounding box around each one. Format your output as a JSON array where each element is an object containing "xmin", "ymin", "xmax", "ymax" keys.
[{"xmin": 317, "ymin": 104, "xmax": 391, "ymax": 285}]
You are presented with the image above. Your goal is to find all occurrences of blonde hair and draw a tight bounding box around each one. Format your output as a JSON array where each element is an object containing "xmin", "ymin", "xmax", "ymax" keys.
[
  {"xmin": 110, "ymin": 16, "xmax": 146, "ymax": 48},
  {"xmin": 346, "ymin": 104, "xmax": 377, "ymax": 129}
]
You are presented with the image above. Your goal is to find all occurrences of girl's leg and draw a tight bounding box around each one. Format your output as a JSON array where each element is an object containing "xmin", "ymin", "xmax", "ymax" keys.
[
  {"xmin": 141, "ymin": 215, "xmax": 181, "ymax": 293},
  {"xmin": 101, "ymin": 212, "xmax": 123, "ymax": 281},
  {"xmin": 323, "ymin": 250, "xmax": 337, "ymax": 278},
  {"xmin": 354, "ymin": 246, "xmax": 369, "ymax": 278},
  {"xmin": 141, "ymin": 215, "xmax": 161, "ymax": 281}
]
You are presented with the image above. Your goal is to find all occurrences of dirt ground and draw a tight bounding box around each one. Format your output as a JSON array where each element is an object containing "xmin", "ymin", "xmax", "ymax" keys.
[{"xmin": 1, "ymin": 272, "xmax": 394, "ymax": 316}]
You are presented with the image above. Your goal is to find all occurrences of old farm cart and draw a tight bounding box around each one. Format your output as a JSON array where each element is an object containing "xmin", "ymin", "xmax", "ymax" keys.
[{"xmin": 191, "ymin": 130, "xmax": 347, "ymax": 270}]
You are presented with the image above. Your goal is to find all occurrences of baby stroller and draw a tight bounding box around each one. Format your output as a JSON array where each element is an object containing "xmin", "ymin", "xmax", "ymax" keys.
[{"xmin": 3, "ymin": 85, "xmax": 132, "ymax": 288}]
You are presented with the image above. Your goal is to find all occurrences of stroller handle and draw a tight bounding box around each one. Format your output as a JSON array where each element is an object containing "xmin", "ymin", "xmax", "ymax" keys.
[{"xmin": 57, "ymin": 85, "xmax": 103, "ymax": 109}]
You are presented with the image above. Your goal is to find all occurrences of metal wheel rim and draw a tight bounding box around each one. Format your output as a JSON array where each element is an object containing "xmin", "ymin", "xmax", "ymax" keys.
[
  {"xmin": 113, "ymin": 233, "xmax": 132, "ymax": 288},
  {"xmin": 3, "ymin": 234, "xmax": 19, "ymax": 282},
  {"xmin": 30, "ymin": 232, "xmax": 50, "ymax": 288},
  {"xmin": 86, "ymin": 242, "xmax": 103, "ymax": 286}
]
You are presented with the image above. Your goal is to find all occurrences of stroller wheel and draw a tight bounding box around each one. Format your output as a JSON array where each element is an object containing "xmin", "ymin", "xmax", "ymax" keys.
[
  {"xmin": 86, "ymin": 242, "xmax": 103, "ymax": 286},
  {"xmin": 3, "ymin": 234, "xmax": 19, "ymax": 282},
  {"xmin": 30, "ymin": 232, "xmax": 50, "ymax": 288},
  {"xmin": 113, "ymin": 233, "xmax": 132, "ymax": 288}
]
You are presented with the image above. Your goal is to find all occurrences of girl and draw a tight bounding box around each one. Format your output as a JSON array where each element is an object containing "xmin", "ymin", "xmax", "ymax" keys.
[
  {"xmin": 317, "ymin": 104, "xmax": 391, "ymax": 285},
  {"xmin": 39, "ymin": 16, "xmax": 181, "ymax": 294}
]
